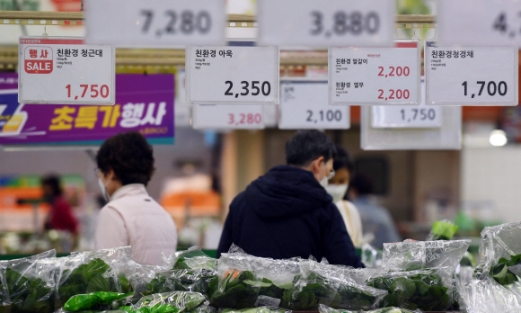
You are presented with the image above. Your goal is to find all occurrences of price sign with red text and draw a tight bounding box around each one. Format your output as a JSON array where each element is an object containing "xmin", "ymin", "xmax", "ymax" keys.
[
  {"xmin": 425, "ymin": 41, "xmax": 518, "ymax": 106},
  {"xmin": 329, "ymin": 40, "xmax": 421, "ymax": 106},
  {"xmin": 192, "ymin": 103, "xmax": 265, "ymax": 129},
  {"xmin": 186, "ymin": 46, "xmax": 279, "ymax": 104},
  {"xmin": 279, "ymin": 80, "xmax": 350, "ymax": 129},
  {"xmin": 19, "ymin": 37, "xmax": 115, "ymax": 105}
]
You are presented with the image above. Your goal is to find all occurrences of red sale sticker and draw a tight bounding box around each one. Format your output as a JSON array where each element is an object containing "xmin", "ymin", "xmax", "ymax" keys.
[{"xmin": 24, "ymin": 47, "xmax": 53, "ymax": 74}]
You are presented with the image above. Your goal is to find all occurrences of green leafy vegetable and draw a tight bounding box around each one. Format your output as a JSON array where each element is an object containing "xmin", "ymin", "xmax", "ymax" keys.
[
  {"xmin": 222, "ymin": 307, "xmax": 289, "ymax": 313},
  {"xmin": 210, "ymin": 270, "xmax": 262, "ymax": 309},
  {"xmin": 319, "ymin": 304, "xmax": 418, "ymax": 313},
  {"xmin": 134, "ymin": 291, "xmax": 206, "ymax": 313},
  {"xmin": 428, "ymin": 220, "xmax": 458, "ymax": 241},
  {"xmin": 172, "ymin": 250, "xmax": 216, "ymax": 271},
  {"xmin": 490, "ymin": 254, "xmax": 521, "ymax": 286},
  {"xmin": 63, "ymin": 291, "xmax": 133, "ymax": 312},
  {"xmin": 143, "ymin": 269, "xmax": 218, "ymax": 298},
  {"xmin": 367, "ymin": 270, "xmax": 450, "ymax": 311}
]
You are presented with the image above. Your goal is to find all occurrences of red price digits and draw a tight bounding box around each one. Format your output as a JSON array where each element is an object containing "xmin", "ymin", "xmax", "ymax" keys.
[
  {"xmin": 378, "ymin": 89, "xmax": 410, "ymax": 100},
  {"xmin": 378, "ymin": 66, "xmax": 410, "ymax": 78},
  {"xmin": 228, "ymin": 113, "xmax": 262, "ymax": 126},
  {"xmin": 66, "ymin": 84, "xmax": 110, "ymax": 100}
]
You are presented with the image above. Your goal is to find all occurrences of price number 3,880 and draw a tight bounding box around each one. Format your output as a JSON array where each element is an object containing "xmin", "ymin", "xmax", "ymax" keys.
[
  {"xmin": 400, "ymin": 108, "xmax": 436, "ymax": 122},
  {"xmin": 224, "ymin": 81, "xmax": 271, "ymax": 98},
  {"xmin": 461, "ymin": 81, "xmax": 508, "ymax": 98},
  {"xmin": 310, "ymin": 11, "xmax": 379, "ymax": 37},
  {"xmin": 306, "ymin": 109, "xmax": 343, "ymax": 124},
  {"xmin": 140, "ymin": 10, "xmax": 211, "ymax": 37}
]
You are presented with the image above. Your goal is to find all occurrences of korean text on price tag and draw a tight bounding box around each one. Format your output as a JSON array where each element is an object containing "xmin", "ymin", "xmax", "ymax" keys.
[
  {"xmin": 186, "ymin": 46, "xmax": 279, "ymax": 104},
  {"xmin": 438, "ymin": 0, "xmax": 521, "ymax": 47},
  {"xmin": 279, "ymin": 81, "xmax": 349, "ymax": 129},
  {"xmin": 425, "ymin": 41, "xmax": 518, "ymax": 106},
  {"xmin": 18, "ymin": 37, "xmax": 114, "ymax": 105},
  {"xmin": 329, "ymin": 41, "xmax": 421, "ymax": 106},
  {"xmin": 85, "ymin": 0, "xmax": 224, "ymax": 46},
  {"xmin": 258, "ymin": 0, "xmax": 394, "ymax": 47},
  {"xmin": 192, "ymin": 104, "xmax": 264, "ymax": 129}
]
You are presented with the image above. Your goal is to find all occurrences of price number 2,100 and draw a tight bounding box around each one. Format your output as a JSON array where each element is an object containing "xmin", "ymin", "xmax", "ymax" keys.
[
  {"xmin": 401, "ymin": 108, "xmax": 436, "ymax": 122},
  {"xmin": 310, "ymin": 11, "xmax": 379, "ymax": 38},
  {"xmin": 306, "ymin": 109, "xmax": 343, "ymax": 123},
  {"xmin": 224, "ymin": 81, "xmax": 271, "ymax": 98},
  {"xmin": 461, "ymin": 81, "xmax": 508, "ymax": 98},
  {"xmin": 140, "ymin": 10, "xmax": 211, "ymax": 37}
]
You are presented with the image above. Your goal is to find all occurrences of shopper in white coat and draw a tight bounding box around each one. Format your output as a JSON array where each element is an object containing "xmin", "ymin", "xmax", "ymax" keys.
[{"xmin": 94, "ymin": 131, "xmax": 177, "ymax": 265}]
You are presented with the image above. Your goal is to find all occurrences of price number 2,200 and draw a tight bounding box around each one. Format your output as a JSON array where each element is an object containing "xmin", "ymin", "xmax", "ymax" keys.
[
  {"xmin": 140, "ymin": 10, "xmax": 211, "ymax": 37},
  {"xmin": 224, "ymin": 81, "xmax": 271, "ymax": 98},
  {"xmin": 306, "ymin": 109, "xmax": 343, "ymax": 124},
  {"xmin": 401, "ymin": 108, "xmax": 436, "ymax": 123},
  {"xmin": 310, "ymin": 11, "xmax": 379, "ymax": 38},
  {"xmin": 461, "ymin": 81, "xmax": 508, "ymax": 98}
]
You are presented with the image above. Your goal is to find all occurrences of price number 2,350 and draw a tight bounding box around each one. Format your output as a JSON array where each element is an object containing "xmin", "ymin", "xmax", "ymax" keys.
[
  {"xmin": 310, "ymin": 11, "xmax": 379, "ymax": 38},
  {"xmin": 140, "ymin": 10, "xmax": 211, "ymax": 37},
  {"xmin": 224, "ymin": 81, "xmax": 271, "ymax": 98}
]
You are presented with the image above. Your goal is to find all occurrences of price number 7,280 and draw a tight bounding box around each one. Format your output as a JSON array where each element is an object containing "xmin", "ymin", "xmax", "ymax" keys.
[
  {"xmin": 224, "ymin": 81, "xmax": 271, "ymax": 98},
  {"xmin": 461, "ymin": 81, "xmax": 508, "ymax": 98},
  {"xmin": 140, "ymin": 10, "xmax": 211, "ymax": 37}
]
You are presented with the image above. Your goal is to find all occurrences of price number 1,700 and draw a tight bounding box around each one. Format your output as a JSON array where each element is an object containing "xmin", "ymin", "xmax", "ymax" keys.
[
  {"xmin": 461, "ymin": 81, "xmax": 508, "ymax": 98},
  {"xmin": 140, "ymin": 10, "xmax": 211, "ymax": 37}
]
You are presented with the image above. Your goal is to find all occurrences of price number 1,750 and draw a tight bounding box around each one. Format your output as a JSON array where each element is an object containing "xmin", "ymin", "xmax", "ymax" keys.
[
  {"xmin": 401, "ymin": 108, "xmax": 436, "ymax": 122},
  {"xmin": 140, "ymin": 10, "xmax": 211, "ymax": 37}
]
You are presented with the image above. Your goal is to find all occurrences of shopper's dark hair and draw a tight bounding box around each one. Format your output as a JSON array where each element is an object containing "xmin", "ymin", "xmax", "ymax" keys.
[
  {"xmin": 285, "ymin": 130, "xmax": 337, "ymax": 166},
  {"xmin": 96, "ymin": 131, "xmax": 155, "ymax": 186},
  {"xmin": 333, "ymin": 145, "xmax": 354, "ymax": 173},
  {"xmin": 350, "ymin": 173, "xmax": 374, "ymax": 195},
  {"xmin": 42, "ymin": 175, "xmax": 63, "ymax": 197}
]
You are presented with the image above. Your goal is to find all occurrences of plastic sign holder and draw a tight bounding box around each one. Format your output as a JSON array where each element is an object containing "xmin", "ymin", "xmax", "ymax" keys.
[
  {"xmin": 425, "ymin": 41, "xmax": 518, "ymax": 106},
  {"xmin": 186, "ymin": 46, "xmax": 279, "ymax": 104},
  {"xmin": 279, "ymin": 81, "xmax": 350, "ymax": 129},
  {"xmin": 85, "ymin": 0, "xmax": 225, "ymax": 47},
  {"xmin": 329, "ymin": 40, "xmax": 421, "ymax": 106},
  {"xmin": 258, "ymin": 0, "xmax": 395, "ymax": 47},
  {"xmin": 19, "ymin": 37, "xmax": 115, "ymax": 105}
]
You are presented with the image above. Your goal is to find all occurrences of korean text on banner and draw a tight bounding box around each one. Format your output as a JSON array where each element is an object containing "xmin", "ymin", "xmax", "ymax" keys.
[{"xmin": 0, "ymin": 74, "xmax": 174, "ymax": 146}]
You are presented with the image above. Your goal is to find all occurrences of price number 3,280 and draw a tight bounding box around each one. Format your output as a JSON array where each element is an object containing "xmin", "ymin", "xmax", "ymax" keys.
[
  {"xmin": 140, "ymin": 10, "xmax": 211, "ymax": 37},
  {"xmin": 228, "ymin": 113, "xmax": 262, "ymax": 126},
  {"xmin": 310, "ymin": 11, "xmax": 379, "ymax": 38},
  {"xmin": 461, "ymin": 81, "xmax": 508, "ymax": 98},
  {"xmin": 66, "ymin": 84, "xmax": 110, "ymax": 100},
  {"xmin": 306, "ymin": 109, "xmax": 343, "ymax": 124},
  {"xmin": 224, "ymin": 81, "xmax": 271, "ymax": 98},
  {"xmin": 400, "ymin": 108, "xmax": 436, "ymax": 122}
]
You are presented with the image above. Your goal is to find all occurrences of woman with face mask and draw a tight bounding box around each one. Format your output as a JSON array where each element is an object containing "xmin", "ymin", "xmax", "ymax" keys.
[
  {"xmin": 94, "ymin": 131, "xmax": 177, "ymax": 265},
  {"xmin": 325, "ymin": 146, "xmax": 364, "ymax": 248}
]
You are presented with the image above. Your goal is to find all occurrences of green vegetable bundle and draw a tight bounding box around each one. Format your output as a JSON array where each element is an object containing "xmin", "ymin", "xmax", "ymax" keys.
[
  {"xmin": 0, "ymin": 261, "xmax": 10, "ymax": 313},
  {"xmin": 63, "ymin": 291, "xmax": 133, "ymax": 312},
  {"xmin": 318, "ymin": 304, "xmax": 420, "ymax": 313},
  {"xmin": 222, "ymin": 307, "xmax": 290, "ymax": 313},
  {"xmin": 427, "ymin": 220, "xmax": 458, "ymax": 241},
  {"xmin": 367, "ymin": 269, "xmax": 451, "ymax": 311},
  {"xmin": 167, "ymin": 248, "xmax": 217, "ymax": 271},
  {"xmin": 490, "ymin": 254, "xmax": 521, "ymax": 286},
  {"xmin": 134, "ymin": 291, "xmax": 207, "ymax": 313},
  {"xmin": 5, "ymin": 251, "xmax": 57, "ymax": 313},
  {"xmin": 143, "ymin": 269, "xmax": 218, "ymax": 298},
  {"xmin": 57, "ymin": 256, "xmax": 121, "ymax": 308},
  {"xmin": 209, "ymin": 269, "xmax": 262, "ymax": 309}
]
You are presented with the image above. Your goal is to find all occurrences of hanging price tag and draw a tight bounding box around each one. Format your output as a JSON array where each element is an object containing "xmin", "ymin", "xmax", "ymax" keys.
[
  {"xmin": 425, "ymin": 41, "xmax": 518, "ymax": 106},
  {"xmin": 279, "ymin": 81, "xmax": 350, "ymax": 129},
  {"xmin": 18, "ymin": 37, "xmax": 115, "ymax": 105},
  {"xmin": 192, "ymin": 104, "xmax": 265, "ymax": 129},
  {"xmin": 85, "ymin": 0, "xmax": 225, "ymax": 46},
  {"xmin": 186, "ymin": 46, "xmax": 279, "ymax": 104},
  {"xmin": 258, "ymin": 0, "xmax": 394, "ymax": 47},
  {"xmin": 329, "ymin": 41, "xmax": 421, "ymax": 106},
  {"xmin": 438, "ymin": 0, "xmax": 521, "ymax": 47}
]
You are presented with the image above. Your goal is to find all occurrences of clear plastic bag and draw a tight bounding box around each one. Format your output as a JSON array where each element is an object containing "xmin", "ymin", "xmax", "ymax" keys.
[
  {"xmin": 319, "ymin": 304, "xmax": 421, "ymax": 313},
  {"xmin": 284, "ymin": 260, "xmax": 387, "ymax": 311},
  {"xmin": 163, "ymin": 247, "xmax": 217, "ymax": 271},
  {"xmin": 0, "ymin": 260, "xmax": 10, "ymax": 313},
  {"xmin": 458, "ymin": 275, "xmax": 521, "ymax": 313},
  {"xmin": 5, "ymin": 250, "xmax": 57, "ymax": 313},
  {"xmin": 140, "ymin": 268, "xmax": 218, "ymax": 299},
  {"xmin": 382, "ymin": 240, "xmax": 471, "ymax": 272},
  {"xmin": 221, "ymin": 307, "xmax": 291, "ymax": 313},
  {"xmin": 133, "ymin": 291, "xmax": 207, "ymax": 312}
]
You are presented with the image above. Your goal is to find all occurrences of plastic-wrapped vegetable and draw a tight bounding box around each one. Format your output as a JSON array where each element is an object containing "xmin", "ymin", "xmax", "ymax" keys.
[
  {"xmin": 318, "ymin": 304, "xmax": 420, "ymax": 313},
  {"xmin": 5, "ymin": 250, "xmax": 57, "ymax": 313},
  {"xmin": 142, "ymin": 269, "xmax": 218, "ymax": 298},
  {"xmin": 427, "ymin": 220, "xmax": 458, "ymax": 241},
  {"xmin": 63, "ymin": 291, "xmax": 133, "ymax": 312},
  {"xmin": 133, "ymin": 291, "xmax": 206, "ymax": 313},
  {"xmin": 164, "ymin": 248, "xmax": 217, "ymax": 271},
  {"xmin": 56, "ymin": 248, "xmax": 131, "ymax": 308},
  {"xmin": 283, "ymin": 260, "xmax": 387, "ymax": 311},
  {"xmin": 367, "ymin": 268, "xmax": 451, "ymax": 311},
  {"xmin": 222, "ymin": 307, "xmax": 290, "ymax": 313},
  {"xmin": 0, "ymin": 261, "xmax": 10, "ymax": 313}
]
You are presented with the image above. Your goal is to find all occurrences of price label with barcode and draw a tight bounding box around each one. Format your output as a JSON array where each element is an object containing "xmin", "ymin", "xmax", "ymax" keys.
[
  {"xmin": 425, "ymin": 41, "xmax": 518, "ymax": 106},
  {"xmin": 186, "ymin": 46, "xmax": 279, "ymax": 104},
  {"xmin": 192, "ymin": 104, "xmax": 265, "ymax": 129},
  {"xmin": 85, "ymin": 0, "xmax": 225, "ymax": 46},
  {"xmin": 329, "ymin": 41, "xmax": 421, "ymax": 106},
  {"xmin": 258, "ymin": 0, "xmax": 395, "ymax": 47},
  {"xmin": 19, "ymin": 37, "xmax": 114, "ymax": 105},
  {"xmin": 279, "ymin": 81, "xmax": 349, "ymax": 129}
]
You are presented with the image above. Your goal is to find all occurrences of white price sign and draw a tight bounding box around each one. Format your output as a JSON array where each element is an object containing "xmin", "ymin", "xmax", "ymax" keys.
[
  {"xmin": 425, "ymin": 41, "xmax": 518, "ymax": 106},
  {"xmin": 438, "ymin": 0, "xmax": 521, "ymax": 47},
  {"xmin": 186, "ymin": 46, "xmax": 279, "ymax": 104},
  {"xmin": 279, "ymin": 81, "xmax": 350, "ymax": 129},
  {"xmin": 372, "ymin": 79, "xmax": 442, "ymax": 129},
  {"xmin": 192, "ymin": 104, "xmax": 264, "ymax": 129},
  {"xmin": 85, "ymin": 0, "xmax": 224, "ymax": 46},
  {"xmin": 258, "ymin": 0, "xmax": 395, "ymax": 47},
  {"xmin": 329, "ymin": 41, "xmax": 421, "ymax": 106},
  {"xmin": 18, "ymin": 37, "xmax": 114, "ymax": 105}
]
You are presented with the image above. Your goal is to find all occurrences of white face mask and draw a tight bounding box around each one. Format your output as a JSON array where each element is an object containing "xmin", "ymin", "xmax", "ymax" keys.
[
  {"xmin": 320, "ymin": 177, "xmax": 329, "ymax": 189},
  {"xmin": 325, "ymin": 184, "xmax": 349, "ymax": 202},
  {"xmin": 98, "ymin": 178, "xmax": 110, "ymax": 202}
]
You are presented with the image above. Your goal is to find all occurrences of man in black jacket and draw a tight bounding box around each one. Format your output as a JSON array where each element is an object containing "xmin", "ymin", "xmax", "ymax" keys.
[{"xmin": 217, "ymin": 130, "xmax": 364, "ymax": 267}]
